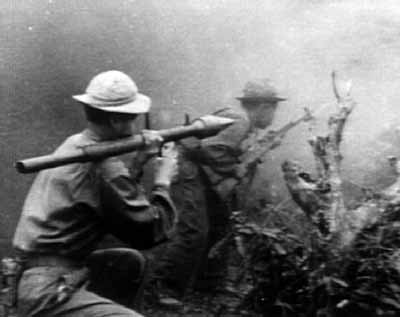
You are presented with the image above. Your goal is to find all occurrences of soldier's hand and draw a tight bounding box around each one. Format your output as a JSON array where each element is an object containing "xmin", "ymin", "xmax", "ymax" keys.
[
  {"xmin": 160, "ymin": 142, "xmax": 179, "ymax": 160},
  {"xmin": 142, "ymin": 130, "xmax": 163, "ymax": 157},
  {"xmin": 154, "ymin": 156, "xmax": 178, "ymax": 188}
]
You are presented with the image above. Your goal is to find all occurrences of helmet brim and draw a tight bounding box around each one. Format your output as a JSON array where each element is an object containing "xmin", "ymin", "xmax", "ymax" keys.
[{"xmin": 73, "ymin": 93, "xmax": 151, "ymax": 114}]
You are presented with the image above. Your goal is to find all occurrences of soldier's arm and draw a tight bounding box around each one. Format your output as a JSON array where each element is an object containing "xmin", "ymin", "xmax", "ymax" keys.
[
  {"xmin": 96, "ymin": 157, "xmax": 177, "ymax": 250},
  {"xmin": 198, "ymin": 110, "xmax": 250, "ymax": 176}
]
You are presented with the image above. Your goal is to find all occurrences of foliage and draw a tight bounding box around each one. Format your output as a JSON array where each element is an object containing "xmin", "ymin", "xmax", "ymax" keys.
[{"xmin": 226, "ymin": 203, "xmax": 400, "ymax": 317}]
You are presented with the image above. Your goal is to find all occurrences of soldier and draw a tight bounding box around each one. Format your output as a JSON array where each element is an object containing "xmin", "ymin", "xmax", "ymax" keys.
[
  {"xmin": 150, "ymin": 79, "xmax": 286, "ymax": 306},
  {"xmin": 12, "ymin": 70, "xmax": 178, "ymax": 317}
]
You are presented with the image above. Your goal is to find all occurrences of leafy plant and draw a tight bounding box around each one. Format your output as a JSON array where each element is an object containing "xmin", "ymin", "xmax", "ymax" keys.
[{"xmin": 225, "ymin": 203, "xmax": 400, "ymax": 317}]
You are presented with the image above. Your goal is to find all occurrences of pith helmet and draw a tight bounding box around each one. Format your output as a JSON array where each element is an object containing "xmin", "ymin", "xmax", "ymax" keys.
[
  {"xmin": 236, "ymin": 78, "xmax": 286, "ymax": 102},
  {"xmin": 73, "ymin": 70, "xmax": 151, "ymax": 114}
]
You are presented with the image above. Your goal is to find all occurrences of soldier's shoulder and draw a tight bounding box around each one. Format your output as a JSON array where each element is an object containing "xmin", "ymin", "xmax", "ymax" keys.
[
  {"xmin": 56, "ymin": 131, "xmax": 95, "ymax": 153},
  {"xmin": 213, "ymin": 107, "xmax": 250, "ymax": 131},
  {"xmin": 212, "ymin": 106, "xmax": 248, "ymax": 121},
  {"xmin": 202, "ymin": 106, "xmax": 250, "ymax": 148}
]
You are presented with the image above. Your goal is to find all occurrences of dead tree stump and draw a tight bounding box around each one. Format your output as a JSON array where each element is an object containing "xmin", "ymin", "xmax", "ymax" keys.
[{"xmin": 282, "ymin": 72, "xmax": 359, "ymax": 246}]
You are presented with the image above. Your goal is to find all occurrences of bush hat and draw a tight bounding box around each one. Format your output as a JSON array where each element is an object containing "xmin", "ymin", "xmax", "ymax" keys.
[
  {"xmin": 236, "ymin": 78, "xmax": 286, "ymax": 102},
  {"xmin": 73, "ymin": 70, "xmax": 151, "ymax": 114}
]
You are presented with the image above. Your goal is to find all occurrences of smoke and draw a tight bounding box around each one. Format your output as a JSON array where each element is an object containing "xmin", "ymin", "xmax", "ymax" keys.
[{"xmin": 2, "ymin": 0, "xmax": 400, "ymax": 251}]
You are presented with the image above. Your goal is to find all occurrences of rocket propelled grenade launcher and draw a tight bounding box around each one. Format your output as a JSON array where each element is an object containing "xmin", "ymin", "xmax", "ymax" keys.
[{"xmin": 15, "ymin": 115, "xmax": 234, "ymax": 174}]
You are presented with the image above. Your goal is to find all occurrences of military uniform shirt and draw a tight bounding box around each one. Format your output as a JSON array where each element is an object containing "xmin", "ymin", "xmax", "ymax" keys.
[
  {"xmin": 193, "ymin": 108, "xmax": 250, "ymax": 198},
  {"xmin": 13, "ymin": 129, "xmax": 176, "ymax": 259}
]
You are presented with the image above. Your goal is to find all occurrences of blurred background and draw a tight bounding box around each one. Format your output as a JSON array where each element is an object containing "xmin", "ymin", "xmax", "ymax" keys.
[{"xmin": 2, "ymin": 0, "xmax": 400, "ymax": 256}]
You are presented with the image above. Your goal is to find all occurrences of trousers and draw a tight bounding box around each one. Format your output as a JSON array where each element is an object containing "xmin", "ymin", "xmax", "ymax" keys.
[{"xmin": 17, "ymin": 248, "xmax": 146, "ymax": 317}]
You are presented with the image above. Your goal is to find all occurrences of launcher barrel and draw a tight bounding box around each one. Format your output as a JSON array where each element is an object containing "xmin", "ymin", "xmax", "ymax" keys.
[{"xmin": 15, "ymin": 115, "xmax": 234, "ymax": 174}]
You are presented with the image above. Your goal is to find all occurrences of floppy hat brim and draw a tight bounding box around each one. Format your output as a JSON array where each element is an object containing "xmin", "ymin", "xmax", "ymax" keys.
[{"xmin": 72, "ymin": 93, "xmax": 151, "ymax": 114}]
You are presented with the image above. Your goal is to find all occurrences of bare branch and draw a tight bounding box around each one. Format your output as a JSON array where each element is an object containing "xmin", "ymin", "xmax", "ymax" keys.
[{"xmin": 331, "ymin": 71, "xmax": 340, "ymax": 102}]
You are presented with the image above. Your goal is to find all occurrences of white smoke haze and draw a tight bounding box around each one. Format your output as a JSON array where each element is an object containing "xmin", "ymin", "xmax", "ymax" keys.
[{"xmin": 1, "ymin": 0, "xmax": 400, "ymax": 249}]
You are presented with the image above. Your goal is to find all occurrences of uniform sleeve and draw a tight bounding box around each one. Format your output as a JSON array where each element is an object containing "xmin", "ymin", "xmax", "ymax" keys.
[
  {"xmin": 96, "ymin": 157, "xmax": 177, "ymax": 250},
  {"xmin": 199, "ymin": 107, "xmax": 250, "ymax": 176}
]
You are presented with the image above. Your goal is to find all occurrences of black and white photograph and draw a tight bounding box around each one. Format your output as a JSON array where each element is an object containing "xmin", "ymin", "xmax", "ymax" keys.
[{"xmin": 1, "ymin": 1, "xmax": 400, "ymax": 316}]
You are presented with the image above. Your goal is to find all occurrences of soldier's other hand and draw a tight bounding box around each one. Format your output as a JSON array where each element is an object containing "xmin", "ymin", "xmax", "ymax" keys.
[
  {"xmin": 160, "ymin": 142, "xmax": 179, "ymax": 160},
  {"xmin": 142, "ymin": 130, "xmax": 163, "ymax": 157},
  {"xmin": 154, "ymin": 156, "xmax": 178, "ymax": 188},
  {"xmin": 161, "ymin": 142, "xmax": 179, "ymax": 183}
]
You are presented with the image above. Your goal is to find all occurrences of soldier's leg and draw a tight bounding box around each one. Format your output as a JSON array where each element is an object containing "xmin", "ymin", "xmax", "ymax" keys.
[
  {"xmin": 17, "ymin": 266, "xmax": 143, "ymax": 317},
  {"xmin": 86, "ymin": 248, "xmax": 146, "ymax": 310},
  {"xmin": 195, "ymin": 188, "xmax": 232, "ymax": 290},
  {"xmin": 43, "ymin": 286, "xmax": 143, "ymax": 317},
  {"xmin": 150, "ymin": 199, "xmax": 208, "ymax": 296}
]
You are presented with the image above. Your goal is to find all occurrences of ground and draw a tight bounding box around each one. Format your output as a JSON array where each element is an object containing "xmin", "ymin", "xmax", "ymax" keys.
[{"xmin": 143, "ymin": 290, "xmax": 257, "ymax": 317}]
